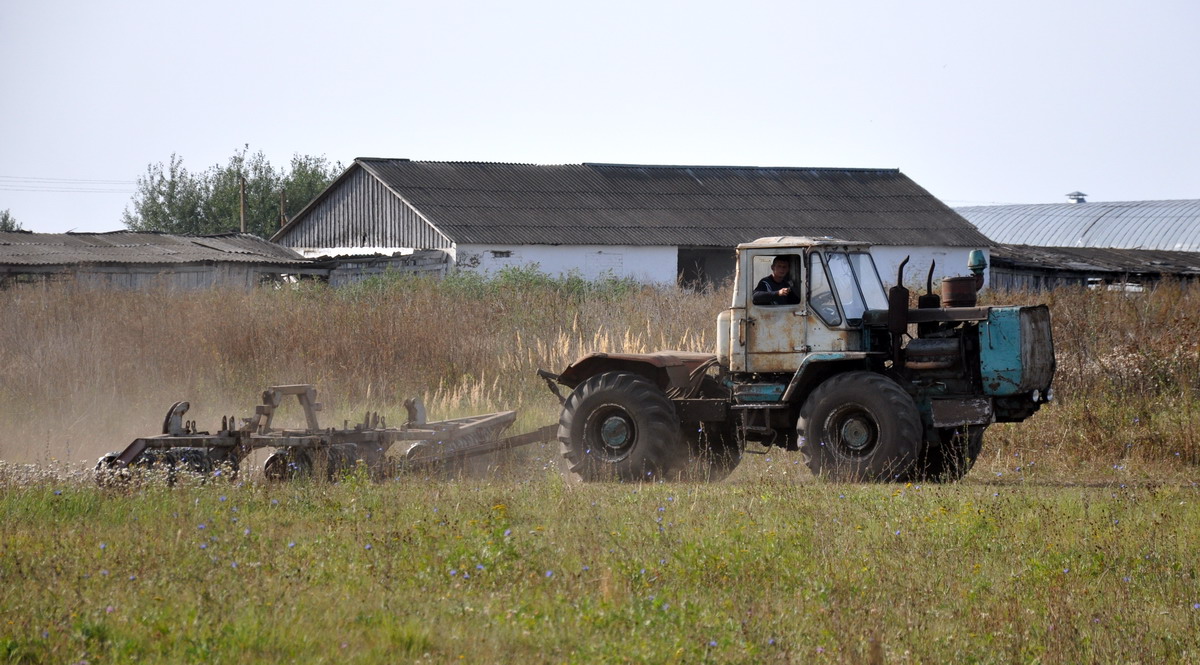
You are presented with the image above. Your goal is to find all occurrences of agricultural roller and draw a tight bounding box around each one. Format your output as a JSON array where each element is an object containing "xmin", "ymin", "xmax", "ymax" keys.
[{"xmin": 95, "ymin": 384, "xmax": 557, "ymax": 484}]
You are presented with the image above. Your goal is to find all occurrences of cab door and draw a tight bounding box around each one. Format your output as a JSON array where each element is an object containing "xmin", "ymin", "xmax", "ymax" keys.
[{"xmin": 744, "ymin": 252, "xmax": 808, "ymax": 373}]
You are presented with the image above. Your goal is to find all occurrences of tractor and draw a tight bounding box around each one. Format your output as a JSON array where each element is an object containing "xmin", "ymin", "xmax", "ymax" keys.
[{"xmin": 540, "ymin": 236, "xmax": 1055, "ymax": 482}]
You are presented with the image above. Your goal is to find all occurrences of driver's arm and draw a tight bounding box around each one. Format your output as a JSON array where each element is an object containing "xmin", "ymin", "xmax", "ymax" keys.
[{"xmin": 752, "ymin": 278, "xmax": 777, "ymax": 305}]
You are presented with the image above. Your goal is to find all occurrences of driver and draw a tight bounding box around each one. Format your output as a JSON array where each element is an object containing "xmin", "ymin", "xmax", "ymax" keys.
[{"xmin": 753, "ymin": 256, "xmax": 801, "ymax": 305}]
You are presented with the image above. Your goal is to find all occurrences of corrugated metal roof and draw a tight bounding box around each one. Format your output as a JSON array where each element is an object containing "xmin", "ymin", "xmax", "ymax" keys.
[
  {"xmin": 0, "ymin": 231, "xmax": 308, "ymax": 267},
  {"xmin": 276, "ymin": 160, "xmax": 990, "ymax": 248},
  {"xmin": 957, "ymin": 200, "xmax": 1200, "ymax": 252},
  {"xmin": 992, "ymin": 244, "xmax": 1200, "ymax": 277}
]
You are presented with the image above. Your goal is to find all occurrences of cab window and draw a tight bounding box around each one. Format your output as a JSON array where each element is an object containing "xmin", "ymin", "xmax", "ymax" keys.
[{"xmin": 750, "ymin": 254, "xmax": 801, "ymax": 307}]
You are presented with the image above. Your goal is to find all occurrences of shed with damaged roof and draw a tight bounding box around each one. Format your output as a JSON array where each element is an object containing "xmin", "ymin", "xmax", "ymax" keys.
[
  {"xmin": 0, "ymin": 230, "xmax": 322, "ymax": 289},
  {"xmin": 989, "ymin": 244, "xmax": 1200, "ymax": 291},
  {"xmin": 272, "ymin": 159, "xmax": 993, "ymax": 286}
]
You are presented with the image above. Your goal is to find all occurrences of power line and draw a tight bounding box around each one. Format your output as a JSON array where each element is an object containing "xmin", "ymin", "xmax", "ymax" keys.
[
  {"xmin": 0, "ymin": 186, "xmax": 134, "ymax": 194},
  {"xmin": 0, "ymin": 175, "xmax": 136, "ymax": 185},
  {"xmin": 0, "ymin": 175, "xmax": 135, "ymax": 194}
]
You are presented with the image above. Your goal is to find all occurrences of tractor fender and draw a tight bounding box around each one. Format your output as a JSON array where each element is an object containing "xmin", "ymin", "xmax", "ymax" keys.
[
  {"xmin": 556, "ymin": 351, "xmax": 718, "ymax": 393},
  {"xmin": 780, "ymin": 352, "xmax": 879, "ymax": 404}
]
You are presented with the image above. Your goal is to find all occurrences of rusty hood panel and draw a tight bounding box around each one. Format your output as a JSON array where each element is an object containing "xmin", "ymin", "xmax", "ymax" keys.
[{"xmin": 557, "ymin": 351, "xmax": 718, "ymax": 390}]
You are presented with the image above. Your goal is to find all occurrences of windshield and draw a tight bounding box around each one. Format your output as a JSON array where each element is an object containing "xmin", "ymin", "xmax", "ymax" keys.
[
  {"xmin": 847, "ymin": 252, "xmax": 888, "ymax": 309},
  {"xmin": 825, "ymin": 251, "xmax": 887, "ymax": 322},
  {"xmin": 809, "ymin": 253, "xmax": 841, "ymax": 326}
]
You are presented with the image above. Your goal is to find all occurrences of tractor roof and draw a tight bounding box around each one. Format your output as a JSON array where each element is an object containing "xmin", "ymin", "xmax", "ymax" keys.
[{"xmin": 736, "ymin": 236, "xmax": 873, "ymax": 250}]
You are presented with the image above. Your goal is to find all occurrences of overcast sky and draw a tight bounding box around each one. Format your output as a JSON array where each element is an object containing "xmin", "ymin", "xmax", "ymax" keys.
[{"xmin": 2, "ymin": 0, "xmax": 1197, "ymax": 234}]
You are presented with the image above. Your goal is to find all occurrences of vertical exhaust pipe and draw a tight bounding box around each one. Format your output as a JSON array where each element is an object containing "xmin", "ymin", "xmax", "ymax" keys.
[{"xmin": 888, "ymin": 257, "xmax": 910, "ymax": 369}]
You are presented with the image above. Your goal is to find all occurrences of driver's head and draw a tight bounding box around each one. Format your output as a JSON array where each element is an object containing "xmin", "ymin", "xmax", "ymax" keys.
[{"xmin": 771, "ymin": 256, "xmax": 790, "ymax": 279}]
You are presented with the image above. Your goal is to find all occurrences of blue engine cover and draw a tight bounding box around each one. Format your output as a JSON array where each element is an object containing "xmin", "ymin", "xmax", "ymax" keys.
[{"xmin": 978, "ymin": 305, "xmax": 1055, "ymax": 396}]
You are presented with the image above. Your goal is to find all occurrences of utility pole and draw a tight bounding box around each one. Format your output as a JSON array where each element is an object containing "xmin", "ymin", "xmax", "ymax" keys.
[
  {"xmin": 239, "ymin": 175, "xmax": 247, "ymax": 233},
  {"xmin": 279, "ymin": 189, "xmax": 287, "ymax": 228}
]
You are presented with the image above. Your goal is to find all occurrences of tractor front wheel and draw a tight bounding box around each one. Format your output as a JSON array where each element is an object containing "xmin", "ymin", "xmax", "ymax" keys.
[{"xmin": 798, "ymin": 371, "xmax": 923, "ymax": 482}]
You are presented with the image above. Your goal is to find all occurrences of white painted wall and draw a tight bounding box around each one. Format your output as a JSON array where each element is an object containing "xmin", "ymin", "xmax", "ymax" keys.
[
  {"xmin": 457, "ymin": 244, "xmax": 679, "ymax": 283},
  {"xmin": 292, "ymin": 246, "xmax": 417, "ymax": 259},
  {"xmin": 285, "ymin": 241, "xmax": 989, "ymax": 288},
  {"xmin": 870, "ymin": 246, "xmax": 991, "ymax": 290}
]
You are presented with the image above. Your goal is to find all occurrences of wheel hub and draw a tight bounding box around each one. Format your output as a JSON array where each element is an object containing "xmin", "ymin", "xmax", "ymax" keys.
[
  {"xmin": 599, "ymin": 415, "xmax": 632, "ymax": 449},
  {"xmin": 839, "ymin": 416, "xmax": 873, "ymax": 451}
]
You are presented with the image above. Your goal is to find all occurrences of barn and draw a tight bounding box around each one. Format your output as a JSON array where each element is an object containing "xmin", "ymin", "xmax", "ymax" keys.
[
  {"xmin": 272, "ymin": 159, "xmax": 994, "ymax": 286},
  {"xmin": 958, "ymin": 197, "xmax": 1200, "ymax": 289},
  {"xmin": 0, "ymin": 230, "xmax": 319, "ymax": 289}
]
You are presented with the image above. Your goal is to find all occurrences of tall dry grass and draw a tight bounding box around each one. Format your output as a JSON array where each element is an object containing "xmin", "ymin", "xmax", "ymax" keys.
[
  {"xmin": 0, "ymin": 269, "xmax": 725, "ymax": 463},
  {"xmin": 1, "ymin": 268, "xmax": 1197, "ymax": 471},
  {"xmin": 983, "ymin": 282, "xmax": 1200, "ymax": 467}
]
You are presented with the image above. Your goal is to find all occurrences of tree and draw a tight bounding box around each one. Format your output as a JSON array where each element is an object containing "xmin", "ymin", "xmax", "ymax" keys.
[
  {"xmin": 285, "ymin": 154, "xmax": 343, "ymax": 221},
  {"xmin": 0, "ymin": 209, "xmax": 23, "ymax": 232},
  {"xmin": 122, "ymin": 147, "xmax": 343, "ymax": 238},
  {"xmin": 120, "ymin": 155, "xmax": 204, "ymax": 235}
]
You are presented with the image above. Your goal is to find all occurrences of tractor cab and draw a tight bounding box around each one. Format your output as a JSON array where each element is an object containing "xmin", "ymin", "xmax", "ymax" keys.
[{"xmin": 719, "ymin": 237, "xmax": 888, "ymax": 375}]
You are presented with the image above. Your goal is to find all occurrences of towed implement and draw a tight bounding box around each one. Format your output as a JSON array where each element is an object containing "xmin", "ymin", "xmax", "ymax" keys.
[{"xmin": 96, "ymin": 384, "xmax": 556, "ymax": 484}]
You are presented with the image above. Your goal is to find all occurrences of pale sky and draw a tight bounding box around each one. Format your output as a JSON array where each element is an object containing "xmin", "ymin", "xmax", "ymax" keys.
[{"xmin": 2, "ymin": 0, "xmax": 1197, "ymax": 234}]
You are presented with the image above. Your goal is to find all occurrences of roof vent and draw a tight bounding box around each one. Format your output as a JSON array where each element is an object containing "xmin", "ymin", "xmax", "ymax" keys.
[{"xmin": 1066, "ymin": 191, "xmax": 1087, "ymax": 204}]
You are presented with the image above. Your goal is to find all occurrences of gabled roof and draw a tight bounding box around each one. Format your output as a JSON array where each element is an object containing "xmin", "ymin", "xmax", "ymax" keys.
[
  {"xmin": 275, "ymin": 159, "xmax": 990, "ymax": 247},
  {"xmin": 0, "ymin": 231, "xmax": 308, "ymax": 267},
  {"xmin": 958, "ymin": 200, "xmax": 1200, "ymax": 252}
]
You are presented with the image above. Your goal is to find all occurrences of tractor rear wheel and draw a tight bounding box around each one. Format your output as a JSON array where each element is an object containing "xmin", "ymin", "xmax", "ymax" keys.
[
  {"xmin": 798, "ymin": 371, "xmax": 923, "ymax": 482},
  {"xmin": 559, "ymin": 371, "xmax": 686, "ymax": 481}
]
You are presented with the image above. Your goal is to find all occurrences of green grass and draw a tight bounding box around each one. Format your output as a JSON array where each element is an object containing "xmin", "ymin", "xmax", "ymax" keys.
[{"xmin": 2, "ymin": 459, "xmax": 1199, "ymax": 664}]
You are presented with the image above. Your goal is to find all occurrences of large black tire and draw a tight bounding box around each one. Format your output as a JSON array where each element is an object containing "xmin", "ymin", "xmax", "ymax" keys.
[
  {"xmin": 912, "ymin": 426, "xmax": 985, "ymax": 482},
  {"xmin": 798, "ymin": 371, "xmax": 923, "ymax": 482},
  {"xmin": 559, "ymin": 371, "xmax": 686, "ymax": 481}
]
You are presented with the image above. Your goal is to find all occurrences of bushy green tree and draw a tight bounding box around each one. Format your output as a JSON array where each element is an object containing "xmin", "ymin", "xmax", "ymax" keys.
[
  {"xmin": 0, "ymin": 209, "xmax": 23, "ymax": 232},
  {"xmin": 122, "ymin": 147, "xmax": 343, "ymax": 237}
]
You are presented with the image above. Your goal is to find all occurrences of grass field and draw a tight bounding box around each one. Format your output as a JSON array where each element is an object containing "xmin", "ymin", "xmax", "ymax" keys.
[
  {"xmin": 3, "ymin": 465, "xmax": 1199, "ymax": 664},
  {"xmin": 2, "ymin": 272, "xmax": 1199, "ymax": 663}
]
